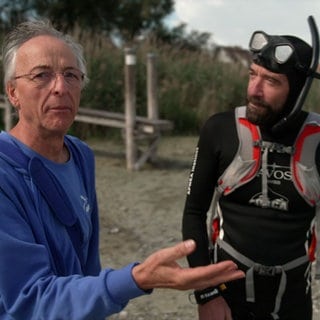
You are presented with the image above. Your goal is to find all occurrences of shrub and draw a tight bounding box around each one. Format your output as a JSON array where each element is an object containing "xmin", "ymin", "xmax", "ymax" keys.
[{"xmin": 1, "ymin": 30, "xmax": 319, "ymax": 136}]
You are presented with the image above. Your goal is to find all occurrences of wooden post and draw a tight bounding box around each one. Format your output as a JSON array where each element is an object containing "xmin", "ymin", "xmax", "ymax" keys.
[
  {"xmin": 124, "ymin": 48, "xmax": 137, "ymax": 170},
  {"xmin": 147, "ymin": 53, "xmax": 159, "ymax": 121},
  {"xmin": 0, "ymin": 95, "xmax": 13, "ymax": 131},
  {"xmin": 4, "ymin": 98, "xmax": 13, "ymax": 131},
  {"xmin": 147, "ymin": 52, "xmax": 159, "ymax": 162}
]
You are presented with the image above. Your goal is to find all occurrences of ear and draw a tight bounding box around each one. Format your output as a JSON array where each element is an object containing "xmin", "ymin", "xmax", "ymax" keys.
[{"xmin": 6, "ymin": 81, "xmax": 20, "ymax": 108}]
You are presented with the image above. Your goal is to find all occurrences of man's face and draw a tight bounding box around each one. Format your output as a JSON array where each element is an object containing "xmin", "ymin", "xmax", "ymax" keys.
[
  {"xmin": 246, "ymin": 63, "xmax": 290, "ymax": 127},
  {"xmin": 6, "ymin": 35, "xmax": 82, "ymax": 138}
]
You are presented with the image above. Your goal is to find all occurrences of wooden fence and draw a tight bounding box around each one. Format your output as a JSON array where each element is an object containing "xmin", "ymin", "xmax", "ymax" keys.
[{"xmin": 0, "ymin": 49, "xmax": 173, "ymax": 170}]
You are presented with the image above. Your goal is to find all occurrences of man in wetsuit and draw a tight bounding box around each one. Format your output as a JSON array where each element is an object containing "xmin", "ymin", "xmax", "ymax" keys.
[{"xmin": 182, "ymin": 28, "xmax": 320, "ymax": 319}]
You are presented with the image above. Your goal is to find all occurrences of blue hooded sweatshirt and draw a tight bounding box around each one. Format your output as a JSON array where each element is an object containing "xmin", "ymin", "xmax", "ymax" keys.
[{"xmin": 0, "ymin": 132, "xmax": 148, "ymax": 320}]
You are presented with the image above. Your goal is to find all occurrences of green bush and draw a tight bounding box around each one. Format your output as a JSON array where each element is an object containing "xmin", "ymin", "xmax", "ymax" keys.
[
  {"xmin": 74, "ymin": 37, "xmax": 249, "ymax": 136},
  {"xmin": 1, "ymin": 30, "xmax": 319, "ymax": 136}
]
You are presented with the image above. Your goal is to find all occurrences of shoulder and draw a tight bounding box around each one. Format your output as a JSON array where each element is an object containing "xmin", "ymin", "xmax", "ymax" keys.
[
  {"xmin": 204, "ymin": 108, "xmax": 236, "ymax": 127},
  {"xmin": 196, "ymin": 108, "xmax": 239, "ymax": 158},
  {"xmin": 65, "ymin": 135, "xmax": 94, "ymax": 162},
  {"xmin": 306, "ymin": 111, "xmax": 320, "ymax": 123},
  {"xmin": 65, "ymin": 135, "xmax": 92, "ymax": 152},
  {"xmin": 200, "ymin": 108, "xmax": 237, "ymax": 137}
]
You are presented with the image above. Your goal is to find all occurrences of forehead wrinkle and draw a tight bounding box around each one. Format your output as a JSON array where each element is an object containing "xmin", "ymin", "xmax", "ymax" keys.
[
  {"xmin": 29, "ymin": 65, "xmax": 79, "ymax": 73},
  {"xmin": 16, "ymin": 35, "xmax": 78, "ymax": 73}
]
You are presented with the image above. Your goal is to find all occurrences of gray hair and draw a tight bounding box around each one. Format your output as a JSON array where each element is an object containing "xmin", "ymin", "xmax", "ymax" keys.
[{"xmin": 2, "ymin": 19, "xmax": 89, "ymax": 87}]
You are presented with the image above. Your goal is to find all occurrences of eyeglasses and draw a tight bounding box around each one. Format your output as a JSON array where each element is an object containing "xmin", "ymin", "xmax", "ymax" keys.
[
  {"xmin": 249, "ymin": 31, "xmax": 294, "ymax": 64},
  {"xmin": 13, "ymin": 69, "xmax": 85, "ymax": 88}
]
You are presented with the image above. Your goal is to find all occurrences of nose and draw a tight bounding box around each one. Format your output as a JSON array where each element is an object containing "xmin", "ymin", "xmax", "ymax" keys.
[
  {"xmin": 248, "ymin": 76, "xmax": 264, "ymax": 97},
  {"xmin": 51, "ymin": 73, "xmax": 68, "ymax": 94}
]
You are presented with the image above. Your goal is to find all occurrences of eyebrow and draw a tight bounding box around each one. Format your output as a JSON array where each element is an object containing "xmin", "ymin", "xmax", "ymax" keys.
[{"xmin": 29, "ymin": 65, "xmax": 80, "ymax": 72}]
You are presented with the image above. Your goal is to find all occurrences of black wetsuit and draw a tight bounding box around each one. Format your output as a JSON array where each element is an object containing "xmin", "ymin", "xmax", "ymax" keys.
[{"xmin": 182, "ymin": 108, "xmax": 318, "ymax": 319}]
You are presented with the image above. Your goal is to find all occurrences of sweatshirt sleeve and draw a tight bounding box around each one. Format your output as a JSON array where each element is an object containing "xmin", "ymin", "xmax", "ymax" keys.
[{"xmin": 105, "ymin": 263, "xmax": 152, "ymax": 304}]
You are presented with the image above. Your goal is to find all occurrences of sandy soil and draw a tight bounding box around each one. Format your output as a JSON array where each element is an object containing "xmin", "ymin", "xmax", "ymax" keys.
[{"xmin": 87, "ymin": 135, "xmax": 320, "ymax": 320}]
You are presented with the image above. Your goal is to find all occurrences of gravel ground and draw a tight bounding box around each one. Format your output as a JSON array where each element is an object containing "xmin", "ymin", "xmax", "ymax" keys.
[{"xmin": 88, "ymin": 135, "xmax": 320, "ymax": 320}]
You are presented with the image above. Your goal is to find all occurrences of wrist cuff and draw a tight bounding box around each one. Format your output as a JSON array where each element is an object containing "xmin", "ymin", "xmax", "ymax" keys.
[{"xmin": 194, "ymin": 286, "xmax": 221, "ymax": 305}]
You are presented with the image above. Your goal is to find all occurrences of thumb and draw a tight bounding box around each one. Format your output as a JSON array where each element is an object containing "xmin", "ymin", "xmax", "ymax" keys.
[
  {"xmin": 146, "ymin": 240, "xmax": 197, "ymax": 264},
  {"xmin": 173, "ymin": 239, "xmax": 197, "ymax": 259}
]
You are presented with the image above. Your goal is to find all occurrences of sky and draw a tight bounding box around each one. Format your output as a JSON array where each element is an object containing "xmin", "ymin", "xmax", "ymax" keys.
[{"xmin": 168, "ymin": 0, "xmax": 320, "ymax": 49}]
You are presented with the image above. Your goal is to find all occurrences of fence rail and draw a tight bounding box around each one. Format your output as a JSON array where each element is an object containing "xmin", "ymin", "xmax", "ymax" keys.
[{"xmin": 76, "ymin": 107, "xmax": 173, "ymax": 133}]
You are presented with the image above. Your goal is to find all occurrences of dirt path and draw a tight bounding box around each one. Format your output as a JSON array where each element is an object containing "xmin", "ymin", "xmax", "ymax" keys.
[{"xmin": 88, "ymin": 136, "xmax": 320, "ymax": 319}]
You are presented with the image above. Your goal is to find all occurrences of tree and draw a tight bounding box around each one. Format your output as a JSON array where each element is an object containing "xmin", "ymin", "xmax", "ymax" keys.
[
  {"xmin": 0, "ymin": 0, "xmax": 211, "ymax": 51},
  {"xmin": 0, "ymin": 0, "xmax": 35, "ymax": 30},
  {"xmin": 153, "ymin": 22, "xmax": 212, "ymax": 51},
  {"xmin": 31, "ymin": 0, "xmax": 119, "ymax": 33},
  {"xmin": 33, "ymin": 0, "xmax": 174, "ymax": 42}
]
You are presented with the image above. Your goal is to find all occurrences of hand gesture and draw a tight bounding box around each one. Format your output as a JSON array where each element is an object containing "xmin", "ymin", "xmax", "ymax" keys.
[{"xmin": 132, "ymin": 240, "xmax": 244, "ymax": 291}]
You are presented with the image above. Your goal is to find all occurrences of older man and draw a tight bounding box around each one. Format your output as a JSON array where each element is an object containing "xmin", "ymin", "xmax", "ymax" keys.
[{"xmin": 0, "ymin": 20, "xmax": 244, "ymax": 319}]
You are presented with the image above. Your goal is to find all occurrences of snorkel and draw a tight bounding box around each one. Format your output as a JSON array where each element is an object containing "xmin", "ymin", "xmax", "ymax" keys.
[{"xmin": 272, "ymin": 15, "xmax": 320, "ymax": 133}]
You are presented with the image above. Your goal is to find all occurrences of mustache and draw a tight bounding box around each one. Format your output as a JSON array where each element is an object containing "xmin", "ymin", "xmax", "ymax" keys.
[{"xmin": 247, "ymin": 96, "xmax": 270, "ymax": 109}]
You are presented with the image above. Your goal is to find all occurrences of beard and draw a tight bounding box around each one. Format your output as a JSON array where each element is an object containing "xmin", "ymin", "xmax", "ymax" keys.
[{"xmin": 246, "ymin": 96, "xmax": 282, "ymax": 127}]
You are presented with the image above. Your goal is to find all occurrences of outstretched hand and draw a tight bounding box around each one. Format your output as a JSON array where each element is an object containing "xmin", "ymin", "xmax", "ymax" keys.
[{"xmin": 132, "ymin": 239, "xmax": 244, "ymax": 291}]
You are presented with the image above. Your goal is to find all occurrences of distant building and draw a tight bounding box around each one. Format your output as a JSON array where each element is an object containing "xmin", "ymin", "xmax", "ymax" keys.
[{"xmin": 212, "ymin": 46, "xmax": 252, "ymax": 68}]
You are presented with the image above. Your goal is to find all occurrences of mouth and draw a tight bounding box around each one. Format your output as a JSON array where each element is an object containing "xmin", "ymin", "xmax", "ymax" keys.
[
  {"xmin": 248, "ymin": 99, "xmax": 267, "ymax": 111},
  {"xmin": 248, "ymin": 102, "xmax": 260, "ymax": 110},
  {"xmin": 49, "ymin": 106, "xmax": 72, "ymax": 113}
]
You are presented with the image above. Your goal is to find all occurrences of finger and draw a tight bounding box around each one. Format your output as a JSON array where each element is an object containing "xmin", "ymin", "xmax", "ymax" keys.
[
  {"xmin": 170, "ymin": 239, "xmax": 197, "ymax": 258},
  {"xmin": 179, "ymin": 262, "xmax": 245, "ymax": 290},
  {"xmin": 202, "ymin": 271, "xmax": 244, "ymax": 289},
  {"xmin": 182, "ymin": 239, "xmax": 197, "ymax": 254},
  {"xmin": 153, "ymin": 240, "xmax": 197, "ymax": 262},
  {"xmin": 196, "ymin": 261, "xmax": 245, "ymax": 279},
  {"xmin": 207, "ymin": 260, "xmax": 240, "ymax": 272}
]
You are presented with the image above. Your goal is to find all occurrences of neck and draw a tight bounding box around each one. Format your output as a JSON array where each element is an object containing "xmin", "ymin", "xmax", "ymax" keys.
[{"xmin": 9, "ymin": 126, "xmax": 69, "ymax": 163}]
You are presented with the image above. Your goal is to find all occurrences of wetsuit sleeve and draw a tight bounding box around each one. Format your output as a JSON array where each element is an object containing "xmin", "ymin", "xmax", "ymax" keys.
[
  {"xmin": 182, "ymin": 111, "xmax": 238, "ymax": 267},
  {"xmin": 316, "ymin": 143, "xmax": 320, "ymax": 173}
]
